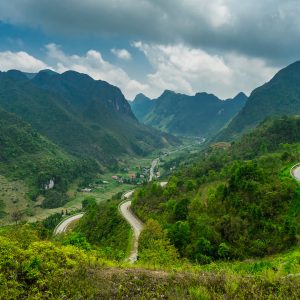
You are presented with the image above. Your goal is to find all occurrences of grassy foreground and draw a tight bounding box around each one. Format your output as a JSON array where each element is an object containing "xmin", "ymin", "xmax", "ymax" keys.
[{"xmin": 0, "ymin": 224, "xmax": 299, "ymax": 299}]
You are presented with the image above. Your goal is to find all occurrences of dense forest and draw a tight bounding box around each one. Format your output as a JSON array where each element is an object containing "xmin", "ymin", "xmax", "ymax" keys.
[
  {"xmin": 0, "ymin": 108, "xmax": 97, "ymax": 211},
  {"xmin": 0, "ymin": 195, "xmax": 299, "ymax": 299},
  {"xmin": 132, "ymin": 116, "xmax": 300, "ymax": 263}
]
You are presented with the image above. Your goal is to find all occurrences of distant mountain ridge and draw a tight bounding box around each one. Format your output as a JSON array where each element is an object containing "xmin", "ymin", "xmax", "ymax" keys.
[
  {"xmin": 217, "ymin": 61, "xmax": 300, "ymax": 140},
  {"xmin": 130, "ymin": 90, "xmax": 247, "ymax": 137},
  {"xmin": 130, "ymin": 93, "xmax": 155, "ymax": 121},
  {"xmin": 0, "ymin": 69, "xmax": 177, "ymax": 168}
]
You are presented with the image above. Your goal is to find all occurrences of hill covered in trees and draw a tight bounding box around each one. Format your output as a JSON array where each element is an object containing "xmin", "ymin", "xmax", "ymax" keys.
[
  {"xmin": 217, "ymin": 61, "xmax": 300, "ymax": 141},
  {"xmin": 0, "ymin": 69, "xmax": 180, "ymax": 219},
  {"xmin": 0, "ymin": 192, "xmax": 299, "ymax": 298},
  {"xmin": 0, "ymin": 108, "xmax": 97, "ymax": 219},
  {"xmin": 131, "ymin": 116, "xmax": 300, "ymax": 263}
]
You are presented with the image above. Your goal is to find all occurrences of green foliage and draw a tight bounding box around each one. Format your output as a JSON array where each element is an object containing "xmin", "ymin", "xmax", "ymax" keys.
[
  {"xmin": 174, "ymin": 198, "xmax": 190, "ymax": 221},
  {"xmin": 42, "ymin": 213, "xmax": 63, "ymax": 230},
  {"xmin": 218, "ymin": 61, "xmax": 300, "ymax": 140},
  {"xmin": 218, "ymin": 242, "xmax": 230, "ymax": 259},
  {"xmin": 0, "ymin": 224, "xmax": 299, "ymax": 298},
  {"xmin": 41, "ymin": 190, "xmax": 69, "ymax": 208},
  {"xmin": 82, "ymin": 196, "xmax": 97, "ymax": 210},
  {"xmin": 62, "ymin": 232, "xmax": 91, "ymax": 251},
  {"xmin": 138, "ymin": 219, "xmax": 179, "ymax": 266},
  {"xmin": 168, "ymin": 221, "xmax": 190, "ymax": 255},
  {"xmin": 132, "ymin": 116, "xmax": 300, "ymax": 263},
  {"xmin": 75, "ymin": 199, "xmax": 130, "ymax": 260}
]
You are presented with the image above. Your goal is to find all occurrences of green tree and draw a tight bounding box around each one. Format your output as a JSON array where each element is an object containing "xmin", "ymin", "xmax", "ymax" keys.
[
  {"xmin": 218, "ymin": 242, "xmax": 230, "ymax": 259},
  {"xmin": 168, "ymin": 221, "xmax": 190, "ymax": 254},
  {"xmin": 82, "ymin": 196, "xmax": 97, "ymax": 210},
  {"xmin": 174, "ymin": 198, "xmax": 190, "ymax": 221},
  {"xmin": 139, "ymin": 219, "xmax": 179, "ymax": 266}
]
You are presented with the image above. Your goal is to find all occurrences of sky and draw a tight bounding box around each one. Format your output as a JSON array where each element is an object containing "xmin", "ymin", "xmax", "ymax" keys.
[{"xmin": 0, "ymin": 0, "xmax": 299, "ymax": 100}]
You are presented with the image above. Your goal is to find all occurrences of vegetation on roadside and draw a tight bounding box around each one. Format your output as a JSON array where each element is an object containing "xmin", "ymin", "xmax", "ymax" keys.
[
  {"xmin": 0, "ymin": 223, "xmax": 299, "ymax": 299},
  {"xmin": 132, "ymin": 116, "xmax": 300, "ymax": 264},
  {"xmin": 73, "ymin": 195, "xmax": 131, "ymax": 260}
]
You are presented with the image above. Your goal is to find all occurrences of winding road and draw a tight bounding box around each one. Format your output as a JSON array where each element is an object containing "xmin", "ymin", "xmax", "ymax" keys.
[
  {"xmin": 53, "ymin": 158, "xmax": 161, "ymax": 262},
  {"xmin": 54, "ymin": 213, "xmax": 84, "ymax": 235},
  {"xmin": 53, "ymin": 194, "xmax": 143, "ymax": 262},
  {"xmin": 119, "ymin": 200, "xmax": 144, "ymax": 262},
  {"xmin": 291, "ymin": 164, "xmax": 300, "ymax": 181}
]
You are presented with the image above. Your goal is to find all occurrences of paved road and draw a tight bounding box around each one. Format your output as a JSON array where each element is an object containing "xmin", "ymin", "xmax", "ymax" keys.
[
  {"xmin": 122, "ymin": 190, "xmax": 134, "ymax": 199},
  {"xmin": 53, "ymin": 157, "xmax": 163, "ymax": 263},
  {"xmin": 149, "ymin": 158, "xmax": 159, "ymax": 181},
  {"xmin": 54, "ymin": 213, "xmax": 84, "ymax": 235},
  {"xmin": 291, "ymin": 164, "xmax": 300, "ymax": 181},
  {"xmin": 119, "ymin": 200, "xmax": 144, "ymax": 263}
]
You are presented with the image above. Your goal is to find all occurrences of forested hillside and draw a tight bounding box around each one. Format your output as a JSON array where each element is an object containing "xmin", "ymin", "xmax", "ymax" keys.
[
  {"xmin": 218, "ymin": 61, "xmax": 300, "ymax": 140},
  {"xmin": 0, "ymin": 108, "xmax": 97, "ymax": 218},
  {"xmin": 0, "ymin": 70, "xmax": 177, "ymax": 168},
  {"xmin": 132, "ymin": 116, "xmax": 300, "ymax": 262},
  {"xmin": 0, "ymin": 190, "xmax": 299, "ymax": 299}
]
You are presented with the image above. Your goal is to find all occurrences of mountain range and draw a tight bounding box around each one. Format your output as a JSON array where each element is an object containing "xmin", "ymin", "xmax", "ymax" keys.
[
  {"xmin": 0, "ymin": 69, "xmax": 177, "ymax": 168},
  {"xmin": 130, "ymin": 90, "xmax": 247, "ymax": 137},
  {"xmin": 217, "ymin": 61, "xmax": 300, "ymax": 140},
  {"xmin": 0, "ymin": 69, "xmax": 179, "ymax": 209}
]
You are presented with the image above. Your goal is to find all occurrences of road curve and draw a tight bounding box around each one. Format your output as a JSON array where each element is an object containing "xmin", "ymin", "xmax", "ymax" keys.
[
  {"xmin": 291, "ymin": 164, "xmax": 300, "ymax": 182},
  {"xmin": 122, "ymin": 190, "xmax": 134, "ymax": 199},
  {"xmin": 119, "ymin": 200, "xmax": 144, "ymax": 263},
  {"xmin": 53, "ymin": 157, "xmax": 159, "ymax": 262},
  {"xmin": 54, "ymin": 213, "xmax": 84, "ymax": 235}
]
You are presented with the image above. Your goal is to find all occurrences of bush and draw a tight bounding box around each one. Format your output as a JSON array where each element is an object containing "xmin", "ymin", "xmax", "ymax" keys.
[{"xmin": 41, "ymin": 190, "xmax": 69, "ymax": 208}]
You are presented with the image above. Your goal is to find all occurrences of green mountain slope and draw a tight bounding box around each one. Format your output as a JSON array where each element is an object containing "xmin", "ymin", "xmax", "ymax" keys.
[
  {"xmin": 137, "ymin": 90, "xmax": 246, "ymax": 137},
  {"xmin": 218, "ymin": 61, "xmax": 300, "ymax": 140},
  {"xmin": 0, "ymin": 70, "xmax": 177, "ymax": 168},
  {"xmin": 0, "ymin": 108, "xmax": 95, "ymax": 217},
  {"xmin": 1, "ymin": 115, "xmax": 299, "ymax": 299},
  {"xmin": 131, "ymin": 116, "xmax": 300, "ymax": 262}
]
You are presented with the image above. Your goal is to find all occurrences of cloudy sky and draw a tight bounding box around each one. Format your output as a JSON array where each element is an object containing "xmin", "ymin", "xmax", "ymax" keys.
[{"xmin": 0, "ymin": 0, "xmax": 299, "ymax": 99}]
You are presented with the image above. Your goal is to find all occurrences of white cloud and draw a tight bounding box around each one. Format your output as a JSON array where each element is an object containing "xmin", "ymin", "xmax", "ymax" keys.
[
  {"xmin": 133, "ymin": 42, "xmax": 278, "ymax": 99},
  {"xmin": 0, "ymin": 43, "xmax": 279, "ymax": 101},
  {"xmin": 46, "ymin": 44, "xmax": 148, "ymax": 99},
  {"xmin": 0, "ymin": 45, "xmax": 148, "ymax": 99},
  {"xmin": 111, "ymin": 48, "xmax": 131, "ymax": 60},
  {"xmin": 0, "ymin": 50, "xmax": 48, "ymax": 72}
]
